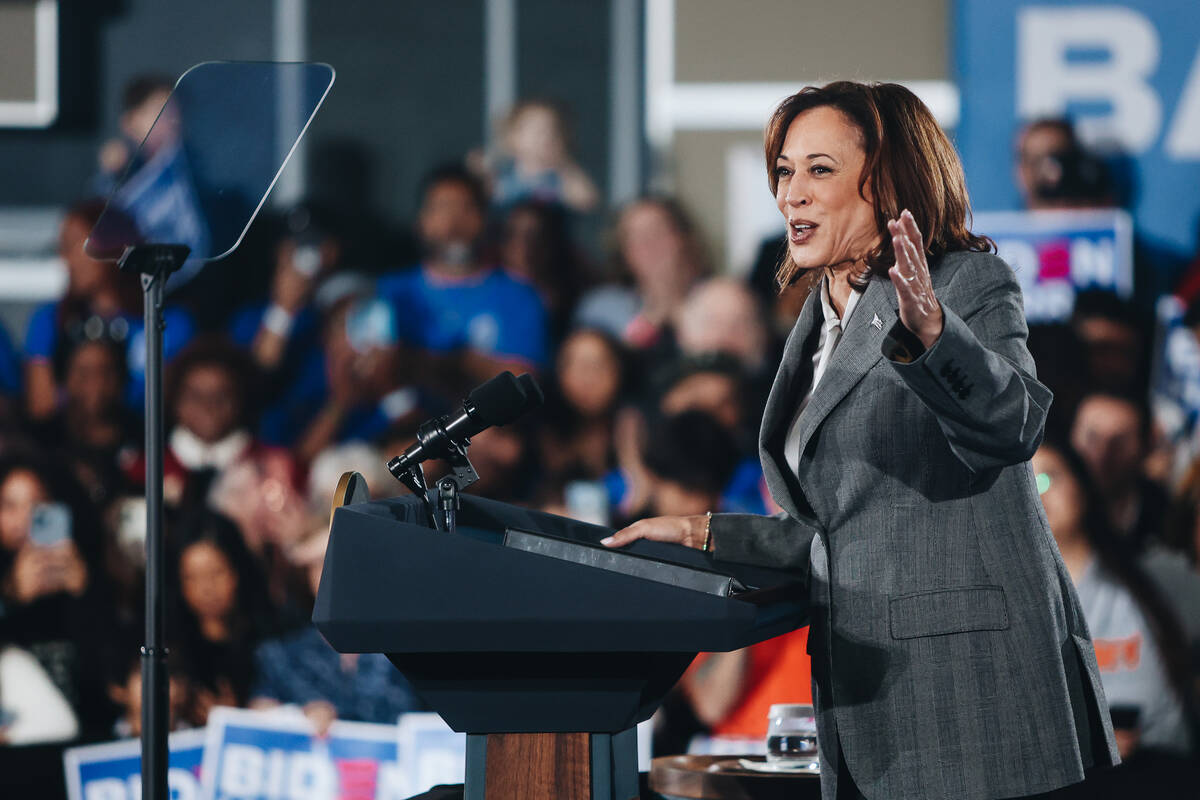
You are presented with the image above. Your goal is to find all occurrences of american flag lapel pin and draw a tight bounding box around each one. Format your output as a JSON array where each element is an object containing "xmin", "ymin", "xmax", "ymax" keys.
[{"xmin": 871, "ymin": 313, "xmax": 883, "ymax": 330}]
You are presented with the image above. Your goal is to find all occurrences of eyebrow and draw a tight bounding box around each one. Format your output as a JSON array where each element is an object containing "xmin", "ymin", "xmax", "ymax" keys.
[{"xmin": 806, "ymin": 152, "xmax": 837, "ymax": 162}]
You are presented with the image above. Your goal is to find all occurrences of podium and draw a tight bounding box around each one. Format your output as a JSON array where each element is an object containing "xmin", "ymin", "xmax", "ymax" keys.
[{"xmin": 313, "ymin": 493, "xmax": 807, "ymax": 800}]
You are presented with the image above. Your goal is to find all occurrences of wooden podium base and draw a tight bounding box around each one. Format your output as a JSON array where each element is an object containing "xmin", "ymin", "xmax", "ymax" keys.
[{"xmin": 465, "ymin": 730, "xmax": 639, "ymax": 800}]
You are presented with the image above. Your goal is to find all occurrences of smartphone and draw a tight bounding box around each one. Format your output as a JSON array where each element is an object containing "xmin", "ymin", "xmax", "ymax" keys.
[
  {"xmin": 345, "ymin": 298, "xmax": 398, "ymax": 353},
  {"xmin": 565, "ymin": 480, "xmax": 610, "ymax": 527},
  {"xmin": 29, "ymin": 502, "xmax": 72, "ymax": 548}
]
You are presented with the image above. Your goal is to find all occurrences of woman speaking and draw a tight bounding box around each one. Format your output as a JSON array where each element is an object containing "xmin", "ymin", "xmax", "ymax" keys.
[{"xmin": 602, "ymin": 82, "xmax": 1119, "ymax": 799}]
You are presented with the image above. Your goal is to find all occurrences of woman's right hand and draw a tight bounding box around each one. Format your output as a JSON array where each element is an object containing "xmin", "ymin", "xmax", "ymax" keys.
[
  {"xmin": 8, "ymin": 546, "xmax": 57, "ymax": 603},
  {"xmin": 600, "ymin": 515, "xmax": 709, "ymax": 550}
]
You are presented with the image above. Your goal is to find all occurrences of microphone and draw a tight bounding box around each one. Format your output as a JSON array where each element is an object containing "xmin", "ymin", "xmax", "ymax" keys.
[{"xmin": 387, "ymin": 371, "xmax": 541, "ymax": 477}]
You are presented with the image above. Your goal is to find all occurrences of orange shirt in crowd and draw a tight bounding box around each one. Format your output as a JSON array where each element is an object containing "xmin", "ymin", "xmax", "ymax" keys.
[{"xmin": 689, "ymin": 626, "xmax": 812, "ymax": 738}]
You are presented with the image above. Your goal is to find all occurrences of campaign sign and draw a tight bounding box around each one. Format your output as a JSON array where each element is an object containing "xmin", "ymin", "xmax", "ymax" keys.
[
  {"xmin": 62, "ymin": 728, "xmax": 206, "ymax": 800},
  {"xmin": 957, "ymin": 0, "xmax": 1200, "ymax": 264},
  {"xmin": 395, "ymin": 714, "xmax": 466, "ymax": 795},
  {"xmin": 1151, "ymin": 294, "xmax": 1200, "ymax": 429},
  {"xmin": 200, "ymin": 707, "xmax": 405, "ymax": 800},
  {"xmin": 972, "ymin": 208, "xmax": 1134, "ymax": 322}
]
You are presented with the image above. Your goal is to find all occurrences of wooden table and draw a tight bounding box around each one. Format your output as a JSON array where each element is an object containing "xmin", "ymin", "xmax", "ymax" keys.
[{"xmin": 648, "ymin": 755, "xmax": 821, "ymax": 800}]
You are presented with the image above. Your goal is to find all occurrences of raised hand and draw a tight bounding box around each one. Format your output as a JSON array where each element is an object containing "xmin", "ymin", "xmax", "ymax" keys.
[{"xmin": 887, "ymin": 209, "xmax": 943, "ymax": 350}]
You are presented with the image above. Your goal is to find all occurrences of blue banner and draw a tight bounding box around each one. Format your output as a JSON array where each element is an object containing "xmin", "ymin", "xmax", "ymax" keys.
[
  {"xmin": 957, "ymin": 0, "xmax": 1200, "ymax": 281},
  {"xmin": 973, "ymin": 208, "xmax": 1134, "ymax": 321},
  {"xmin": 62, "ymin": 729, "xmax": 206, "ymax": 800},
  {"xmin": 200, "ymin": 708, "xmax": 406, "ymax": 800}
]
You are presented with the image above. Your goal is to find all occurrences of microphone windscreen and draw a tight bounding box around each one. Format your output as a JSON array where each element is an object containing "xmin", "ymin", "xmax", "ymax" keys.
[
  {"xmin": 517, "ymin": 373, "xmax": 544, "ymax": 412},
  {"xmin": 467, "ymin": 371, "xmax": 528, "ymax": 427}
]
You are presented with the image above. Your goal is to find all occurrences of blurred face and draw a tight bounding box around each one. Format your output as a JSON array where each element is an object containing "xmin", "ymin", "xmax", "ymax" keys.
[
  {"xmin": 558, "ymin": 332, "xmax": 620, "ymax": 417},
  {"xmin": 60, "ymin": 215, "xmax": 112, "ymax": 297},
  {"xmin": 676, "ymin": 281, "xmax": 767, "ymax": 368},
  {"xmin": 501, "ymin": 207, "xmax": 544, "ymax": 280},
  {"xmin": 418, "ymin": 181, "xmax": 485, "ymax": 264},
  {"xmin": 0, "ymin": 469, "xmax": 50, "ymax": 551},
  {"xmin": 1070, "ymin": 396, "xmax": 1143, "ymax": 493},
  {"xmin": 506, "ymin": 106, "xmax": 565, "ymax": 169},
  {"xmin": 774, "ymin": 106, "xmax": 880, "ymax": 274},
  {"xmin": 176, "ymin": 364, "xmax": 240, "ymax": 444},
  {"xmin": 1016, "ymin": 124, "xmax": 1074, "ymax": 208},
  {"xmin": 1032, "ymin": 447, "xmax": 1085, "ymax": 544},
  {"xmin": 661, "ymin": 372, "xmax": 742, "ymax": 432},
  {"xmin": 1076, "ymin": 317, "xmax": 1141, "ymax": 392},
  {"xmin": 179, "ymin": 541, "xmax": 238, "ymax": 624},
  {"xmin": 619, "ymin": 203, "xmax": 689, "ymax": 287},
  {"xmin": 64, "ymin": 341, "xmax": 122, "ymax": 417},
  {"xmin": 121, "ymin": 89, "xmax": 172, "ymax": 146}
]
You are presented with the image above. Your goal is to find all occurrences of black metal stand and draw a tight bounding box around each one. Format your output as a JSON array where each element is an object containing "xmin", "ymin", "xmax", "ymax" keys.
[
  {"xmin": 390, "ymin": 438, "xmax": 479, "ymax": 535},
  {"xmin": 119, "ymin": 244, "xmax": 189, "ymax": 800}
]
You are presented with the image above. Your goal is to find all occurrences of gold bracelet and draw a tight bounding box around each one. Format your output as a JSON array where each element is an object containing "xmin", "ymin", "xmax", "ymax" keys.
[{"xmin": 702, "ymin": 511, "xmax": 713, "ymax": 552}]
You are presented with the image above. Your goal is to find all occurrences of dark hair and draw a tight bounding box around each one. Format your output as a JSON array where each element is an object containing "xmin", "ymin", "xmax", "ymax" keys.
[
  {"xmin": 642, "ymin": 410, "xmax": 739, "ymax": 495},
  {"xmin": 164, "ymin": 336, "xmax": 261, "ymax": 433},
  {"xmin": 500, "ymin": 199, "xmax": 587, "ymax": 316},
  {"xmin": 1016, "ymin": 117, "xmax": 1080, "ymax": 152},
  {"xmin": 1039, "ymin": 437, "xmax": 1200, "ymax": 739},
  {"xmin": 1075, "ymin": 388, "xmax": 1152, "ymax": 446},
  {"xmin": 764, "ymin": 81, "xmax": 994, "ymax": 291},
  {"xmin": 0, "ymin": 450, "xmax": 107, "ymax": 571},
  {"xmin": 418, "ymin": 163, "xmax": 489, "ymax": 215},
  {"xmin": 1071, "ymin": 289, "xmax": 1145, "ymax": 330},
  {"xmin": 121, "ymin": 75, "xmax": 174, "ymax": 115},
  {"xmin": 168, "ymin": 509, "xmax": 273, "ymax": 702}
]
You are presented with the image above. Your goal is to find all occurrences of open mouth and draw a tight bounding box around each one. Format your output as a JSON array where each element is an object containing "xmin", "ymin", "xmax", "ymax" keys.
[{"xmin": 789, "ymin": 220, "xmax": 817, "ymax": 245}]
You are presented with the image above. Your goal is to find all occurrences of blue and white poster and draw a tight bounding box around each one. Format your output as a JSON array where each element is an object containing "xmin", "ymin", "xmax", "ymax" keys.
[
  {"xmin": 395, "ymin": 713, "xmax": 466, "ymax": 795},
  {"xmin": 200, "ymin": 707, "xmax": 405, "ymax": 800},
  {"xmin": 62, "ymin": 729, "xmax": 206, "ymax": 800},
  {"xmin": 957, "ymin": 0, "xmax": 1200, "ymax": 281},
  {"xmin": 973, "ymin": 208, "xmax": 1134, "ymax": 321}
]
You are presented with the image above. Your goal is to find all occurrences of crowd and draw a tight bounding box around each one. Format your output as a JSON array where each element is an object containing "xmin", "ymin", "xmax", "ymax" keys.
[{"xmin": 0, "ymin": 77, "xmax": 1198, "ymax": 792}]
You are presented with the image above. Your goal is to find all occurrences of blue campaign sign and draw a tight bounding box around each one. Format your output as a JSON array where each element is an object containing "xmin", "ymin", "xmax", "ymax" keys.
[
  {"xmin": 956, "ymin": 1, "xmax": 1200, "ymax": 270},
  {"xmin": 973, "ymin": 208, "xmax": 1134, "ymax": 321},
  {"xmin": 200, "ymin": 707, "xmax": 406, "ymax": 800},
  {"xmin": 62, "ymin": 729, "xmax": 206, "ymax": 800}
]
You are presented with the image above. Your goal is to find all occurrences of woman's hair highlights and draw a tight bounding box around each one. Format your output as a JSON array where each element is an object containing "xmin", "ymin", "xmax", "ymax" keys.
[{"xmin": 764, "ymin": 81, "xmax": 994, "ymax": 292}]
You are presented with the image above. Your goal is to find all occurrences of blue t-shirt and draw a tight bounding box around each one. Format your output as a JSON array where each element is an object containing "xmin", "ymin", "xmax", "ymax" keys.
[
  {"xmin": 0, "ymin": 323, "xmax": 21, "ymax": 395},
  {"xmin": 23, "ymin": 300, "xmax": 196, "ymax": 410},
  {"xmin": 376, "ymin": 266, "xmax": 547, "ymax": 366}
]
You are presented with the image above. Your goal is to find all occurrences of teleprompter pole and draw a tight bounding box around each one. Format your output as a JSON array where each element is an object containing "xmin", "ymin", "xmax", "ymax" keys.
[{"xmin": 120, "ymin": 245, "xmax": 189, "ymax": 800}]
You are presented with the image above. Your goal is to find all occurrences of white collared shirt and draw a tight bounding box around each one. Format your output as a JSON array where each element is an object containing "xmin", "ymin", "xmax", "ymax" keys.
[{"xmin": 783, "ymin": 278, "xmax": 862, "ymax": 476}]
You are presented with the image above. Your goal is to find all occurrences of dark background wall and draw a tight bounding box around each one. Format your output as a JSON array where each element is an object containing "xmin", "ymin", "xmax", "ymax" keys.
[{"xmin": 0, "ymin": 0, "xmax": 620, "ymax": 247}]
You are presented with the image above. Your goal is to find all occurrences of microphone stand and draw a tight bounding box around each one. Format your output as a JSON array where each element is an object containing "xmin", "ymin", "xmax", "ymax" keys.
[{"xmin": 119, "ymin": 243, "xmax": 190, "ymax": 800}]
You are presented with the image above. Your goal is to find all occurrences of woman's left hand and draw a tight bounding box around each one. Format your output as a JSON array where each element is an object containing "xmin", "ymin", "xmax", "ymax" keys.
[{"xmin": 888, "ymin": 209, "xmax": 943, "ymax": 350}]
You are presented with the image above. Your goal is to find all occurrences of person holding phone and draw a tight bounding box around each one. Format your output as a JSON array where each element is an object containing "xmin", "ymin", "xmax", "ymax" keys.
[
  {"xmin": 604, "ymin": 82, "xmax": 1118, "ymax": 799},
  {"xmin": 0, "ymin": 453, "xmax": 115, "ymax": 738}
]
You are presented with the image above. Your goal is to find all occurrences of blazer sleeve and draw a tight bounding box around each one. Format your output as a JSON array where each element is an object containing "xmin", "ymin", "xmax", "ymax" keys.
[
  {"xmin": 883, "ymin": 253, "xmax": 1053, "ymax": 473},
  {"xmin": 708, "ymin": 511, "xmax": 816, "ymax": 572}
]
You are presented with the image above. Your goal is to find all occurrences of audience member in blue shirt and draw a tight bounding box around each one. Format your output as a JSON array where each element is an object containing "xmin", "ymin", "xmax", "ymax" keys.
[
  {"xmin": 229, "ymin": 205, "xmax": 343, "ymax": 447},
  {"xmin": 377, "ymin": 164, "xmax": 548, "ymax": 391},
  {"xmin": 23, "ymin": 199, "xmax": 195, "ymax": 419}
]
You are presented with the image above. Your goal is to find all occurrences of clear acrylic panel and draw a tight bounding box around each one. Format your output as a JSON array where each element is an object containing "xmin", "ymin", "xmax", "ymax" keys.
[{"xmin": 86, "ymin": 61, "xmax": 335, "ymax": 263}]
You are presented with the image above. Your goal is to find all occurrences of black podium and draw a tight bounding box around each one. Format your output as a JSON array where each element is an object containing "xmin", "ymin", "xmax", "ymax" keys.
[{"xmin": 313, "ymin": 493, "xmax": 807, "ymax": 800}]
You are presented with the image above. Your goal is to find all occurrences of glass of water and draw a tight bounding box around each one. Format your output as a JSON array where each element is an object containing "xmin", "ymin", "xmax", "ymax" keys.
[{"xmin": 766, "ymin": 703, "xmax": 819, "ymax": 770}]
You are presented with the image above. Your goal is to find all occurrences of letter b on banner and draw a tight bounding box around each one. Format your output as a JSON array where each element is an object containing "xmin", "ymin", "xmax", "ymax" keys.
[{"xmin": 1018, "ymin": 6, "xmax": 1161, "ymax": 151}]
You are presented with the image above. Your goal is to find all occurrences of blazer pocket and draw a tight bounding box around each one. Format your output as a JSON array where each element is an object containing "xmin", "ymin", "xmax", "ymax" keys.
[{"xmin": 889, "ymin": 585, "xmax": 1009, "ymax": 640}]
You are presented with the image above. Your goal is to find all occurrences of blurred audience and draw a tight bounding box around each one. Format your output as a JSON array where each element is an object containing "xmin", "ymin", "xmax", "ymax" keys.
[
  {"xmin": 23, "ymin": 199, "xmax": 196, "ymax": 420},
  {"xmin": 471, "ymin": 99, "xmax": 599, "ymax": 214},
  {"xmin": 377, "ymin": 164, "xmax": 549, "ymax": 390},
  {"xmin": 1034, "ymin": 440, "xmax": 1198, "ymax": 760},
  {"xmin": 575, "ymin": 196, "xmax": 710, "ymax": 353}
]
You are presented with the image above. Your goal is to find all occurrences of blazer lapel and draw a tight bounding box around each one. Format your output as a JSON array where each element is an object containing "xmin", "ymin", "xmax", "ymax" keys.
[
  {"xmin": 758, "ymin": 289, "xmax": 821, "ymax": 520},
  {"xmin": 790, "ymin": 275, "xmax": 898, "ymax": 466}
]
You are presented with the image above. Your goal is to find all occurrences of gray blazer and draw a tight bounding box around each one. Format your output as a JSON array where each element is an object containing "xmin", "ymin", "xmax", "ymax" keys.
[{"xmin": 710, "ymin": 250, "xmax": 1120, "ymax": 800}]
